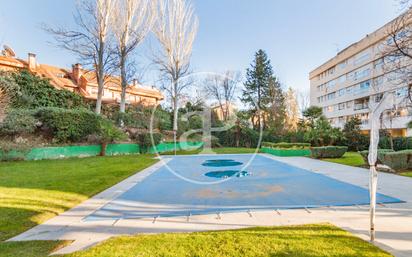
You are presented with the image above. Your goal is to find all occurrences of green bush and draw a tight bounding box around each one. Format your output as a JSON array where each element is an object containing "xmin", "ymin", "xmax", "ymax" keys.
[
  {"xmin": 310, "ymin": 146, "xmax": 348, "ymax": 158},
  {"xmin": 262, "ymin": 142, "xmax": 310, "ymax": 149},
  {"xmin": 35, "ymin": 107, "xmax": 102, "ymax": 143},
  {"xmin": 98, "ymin": 120, "xmax": 127, "ymax": 156},
  {"xmin": 380, "ymin": 150, "xmax": 412, "ymax": 171},
  {"xmin": 137, "ymin": 132, "xmax": 163, "ymax": 153},
  {"xmin": 0, "ymin": 109, "xmax": 37, "ymax": 136},
  {"xmin": 9, "ymin": 70, "xmax": 84, "ymax": 109},
  {"xmin": 359, "ymin": 149, "xmax": 394, "ymax": 165},
  {"xmin": 215, "ymin": 127, "xmax": 260, "ymax": 148},
  {"xmin": 0, "ymin": 140, "xmax": 32, "ymax": 161}
]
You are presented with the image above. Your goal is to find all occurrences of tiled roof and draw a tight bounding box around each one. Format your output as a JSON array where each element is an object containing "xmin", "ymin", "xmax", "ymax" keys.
[
  {"xmin": 0, "ymin": 56, "xmax": 26, "ymax": 68},
  {"xmin": 0, "ymin": 54, "xmax": 164, "ymax": 101}
]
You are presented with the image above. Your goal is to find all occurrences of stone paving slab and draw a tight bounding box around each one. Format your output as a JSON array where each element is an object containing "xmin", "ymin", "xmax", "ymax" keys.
[{"xmin": 8, "ymin": 154, "xmax": 412, "ymax": 257}]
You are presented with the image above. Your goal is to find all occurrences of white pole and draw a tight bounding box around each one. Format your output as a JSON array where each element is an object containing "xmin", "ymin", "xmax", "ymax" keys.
[{"xmin": 369, "ymin": 165, "xmax": 378, "ymax": 241}]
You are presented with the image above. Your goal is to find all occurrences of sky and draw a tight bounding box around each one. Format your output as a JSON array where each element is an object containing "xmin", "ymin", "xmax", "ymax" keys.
[{"xmin": 0, "ymin": 0, "xmax": 405, "ymax": 94}]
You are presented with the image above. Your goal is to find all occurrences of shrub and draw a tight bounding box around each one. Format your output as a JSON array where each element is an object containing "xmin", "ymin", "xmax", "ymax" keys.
[
  {"xmin": 310, "ymin": 146, "xmax": 348, "ymax": 158},
  {"xmin": 137, "ymin": 132, "xmax": 163, "ymax": 153},
  {"xmin": 380, "ymin": 150, "xmax": 412, "ymax": 171},
  {"xmin": 215, "ymin": 127, "xmax": 260, "ymax": 148},
  {"xmin": 0, "ymin": 140, "xmax": 32, "ymax": 161},
  {"xmin": 262, "ymin": 142, "xmax": 310, "ymax": 149},
  {"xmin": 359, "ymin": 149, "xmax": 394, "ymax": 165},
  {"xmin": 10, "ymin": 70, "xmax": 84, "ymax": 109},
  {"xmin": 0, "ymin": 109, "xmax": 37, "ymax": 136},
  {"xmin": 98, "ymin": 120, "xmax": 127, "ymax": 156},
  {"xmin": 35, "ymin": 107, "xmax": 102, "ymax": 143}
]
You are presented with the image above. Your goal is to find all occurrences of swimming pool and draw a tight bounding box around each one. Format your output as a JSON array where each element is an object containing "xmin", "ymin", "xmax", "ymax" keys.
[{"xmin": 86, "ymin": 154, "xmax": 403, "ymax": 221}]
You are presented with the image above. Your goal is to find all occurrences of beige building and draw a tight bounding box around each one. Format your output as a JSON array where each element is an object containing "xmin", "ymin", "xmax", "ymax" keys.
[
  {"xmin": 309, "ymin": 15, "xmax": 411, "ymax": 137},
  {"xmin": 0, "ymin": 47, "xmax": 163, "ymax": 106}
]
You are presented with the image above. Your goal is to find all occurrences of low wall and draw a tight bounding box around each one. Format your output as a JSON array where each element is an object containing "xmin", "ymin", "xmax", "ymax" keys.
[
  {"xmin": 1, "ymin": 144, "xmax": 140, "ymax": 161},
  {"xmin": 148, "ymin": 141, "xmax": 203, "ymax": 154},
  {"xmin": 261, "ymin": 147, "xmax": 310, "ymax": 157},
  {"xmin": 1, "ymin": 142, "xmax": 204, "ymax": 161}
]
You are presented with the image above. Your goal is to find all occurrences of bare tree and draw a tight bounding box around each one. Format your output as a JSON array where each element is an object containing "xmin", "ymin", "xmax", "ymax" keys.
[
  {"xmin": 381, "ymin": 6, "xmax": 412, "ymax": 101},
  {"xmin": 152, "ymin": 0, "xmax": 198, "ymax": 152},
  {"xmin": 284, "ymin": 87, "xmax": 299, "ymax": 131},
  {"xmin": 204, "ymin": 71, "xmax": 241, "ymax": 121},
  {"xmin": 297, "ymin": 90, "xmax": 310, "ymax": 116},
  {"xmin": 45, "ymin": 0, "xmax": 115, "ymax": 114},
  {"xmin": 112, "ymin": 0, "xmax": 155, "ymax": 113}
]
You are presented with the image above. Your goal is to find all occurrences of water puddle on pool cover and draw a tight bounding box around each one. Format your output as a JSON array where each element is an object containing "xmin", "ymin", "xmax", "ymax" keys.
[{"xmin": 202, "ymin": 159, "xmax": 250, "ymax": 178}]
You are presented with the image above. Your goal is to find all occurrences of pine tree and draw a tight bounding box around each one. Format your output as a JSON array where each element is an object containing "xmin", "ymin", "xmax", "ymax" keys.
[
  {"xmin": 241, "ymin": 49, "xmax": 273, "ymax": 129},
  {"xmin": 241, "ymin": 49, "xmax": 286, "ymax": 131}
]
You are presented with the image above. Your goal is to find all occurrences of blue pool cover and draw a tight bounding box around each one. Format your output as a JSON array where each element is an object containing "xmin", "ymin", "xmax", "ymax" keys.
[{"xmin": 86, "ymin": 154, "xmax": 403, "ymax": 221}]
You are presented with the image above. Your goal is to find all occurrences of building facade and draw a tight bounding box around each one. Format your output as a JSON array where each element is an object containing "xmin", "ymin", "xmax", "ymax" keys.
[
  {"xmin": 309, "ymin": 16, "xmax": 412, "ymax": 137},
  {"xmin": 0, "ymin": 48, "xmax": 163, "ymax": 106}
]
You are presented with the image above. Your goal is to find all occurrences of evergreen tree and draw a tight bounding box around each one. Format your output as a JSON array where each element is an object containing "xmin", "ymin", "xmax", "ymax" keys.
[
  {"xmin": 266, "ymin": 76, "xmax": 286, "ymax": 132},
  {"xmin": 241, "ymin": 49, "xmax": 285, "ymax": 130}
]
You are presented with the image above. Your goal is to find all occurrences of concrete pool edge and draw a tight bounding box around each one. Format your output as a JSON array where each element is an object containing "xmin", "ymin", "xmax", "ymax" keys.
[{"xmin": 7, "ymin": 154, "xmax": 412, "ymax": 257}]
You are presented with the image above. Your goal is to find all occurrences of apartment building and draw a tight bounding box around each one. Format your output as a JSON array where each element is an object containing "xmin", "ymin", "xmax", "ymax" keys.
[
  {"xmin": 309, "ymin": 15, "xmax": 411, "ymax": 137},
  {"xmin": 0, "ymin": 47, "xmax": 164, "ymax": 106}
]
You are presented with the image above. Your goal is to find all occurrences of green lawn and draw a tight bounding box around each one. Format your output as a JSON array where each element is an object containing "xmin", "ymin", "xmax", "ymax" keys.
[
  {"xmin": 61, "ymin": 224, "xmax": 390, "ymax": 257},
  {"xmin": 321, "ymin": 152, "xmax": 412, "ymax": 178},
  {"xmin": 322, "ymin": 152, "xmax": 366, "ymax": 167},
  {"xmin": 0, "ymin": 155, "xmax": 158, "ymax": 242},
  {"xmin": 0, "ymin": 151, "xmax": 393, "ymax": 257},
  {"xmin": 1, "ymin": 224, "xmax": 392, "ymax": 257}
]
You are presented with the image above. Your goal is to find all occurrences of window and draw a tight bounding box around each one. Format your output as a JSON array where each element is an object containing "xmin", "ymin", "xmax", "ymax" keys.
[
  {"xmin": 374, "ymin": 76, "xmax": 384, "ymax": 87},
  {"xmin": 327, "ymin": 92, "xmax": 336, "ymax": 100},
  {"xmin": 359, "ymin": 80, "xmax": 371, "ymax": 92},
  {"xmin": 338, "ymin": 103, "xmax": 345, "ymax": 110},
  {"xmin": 346, "ymin": 86, "xmax": 353, "ymax": 94},
  {"xmin": 396, "ymin": 87, "xmax": 408, "ymax": 98},
  {"xmin": 328, "ymin": 67, "xmax": 336, "ymax": 75},
  {"xmin": 374, "ymin": 93, "xmax": 383, "ymax": 103},
  {"xmin": 354, "ymin": 49, "xmax": 371, "ymax": 66},
  {"xmin": 346, "ymin": 101, "xmax": 352, "ymax": 109},
  {"xmin": 338, "ymin": 88, "xmax": 345, "ymax": 97},
  {"xmin": 338, "ymin": 75, "xmax": 346, "ymax": 84},
  {"xmin": 374, "ymin": 58, "xmax": 384, "ymax": 70},
  {"xmin": 338, "ymin": 60, "xmax": 347, "ymax": 70},
  {"xmin": 354, "ymin": 67, "xmax": 370, "ymax": 81}
]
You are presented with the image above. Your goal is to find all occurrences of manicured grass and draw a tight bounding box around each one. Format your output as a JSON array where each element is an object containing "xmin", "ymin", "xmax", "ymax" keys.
[
  {"xmin": 64, "ymin": 224, "xmax": 391, "ymax": 257},
  {"xmin": 322, "ymin": 152, "xmax": 365, "ymax": 167},
  {"xmin": 400, "ymin": 171, "xmax": 412, "ymax": 178},
  {"xmin": 161, "ymin": 147, "xmax": 258, "ymax": 155},
  {"xmin": 0, "ymin": 152, "xmax": 392, "ymax": 257},
  {"xmin": 0, "ymin": 155, "xmax": 158, "ymax": 241},
  {"xmin": 321, "ymin": 152, "xmax": 412, "ymax": 179},
  {"xmin": 1, "ymin": 241, "xmax": 71, "ymax": 257}
]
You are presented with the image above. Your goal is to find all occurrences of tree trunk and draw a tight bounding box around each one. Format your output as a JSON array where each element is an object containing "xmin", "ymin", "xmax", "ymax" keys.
[
  {"xmin": 95, "ymin": 41, "xmax": 105, "ymax": 115},
  {"xmin": 100, "ymin": 142, "xmax": 107, "ymax": 156},
  {"xmin": 119, "ymin": 55, "xmax": 127, "ymax": 113},
  {"xmin": 172, "ymin": 79, "xmax": 179, "ymax": 155},
  {"xmin": 235, "ymin": 119, "xmax": 240, "ymax": 147}
]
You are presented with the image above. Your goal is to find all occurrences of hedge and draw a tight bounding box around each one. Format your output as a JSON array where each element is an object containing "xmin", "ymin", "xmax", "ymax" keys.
[
  {"xmin": 359, "ymin": 149, "xmax": 412, "ymax": 171},
  {"xmin": 262, "ymin": 142, "xmax": 310, "ymax": 149},
  {"xmin": 379, "ymin": 150, "xmax": 412, "ymax": 171},
  {"xmin": 359, "ymin": 149, "xmax": 394, "ymax": 165},
  {"xmin": 35, "ymin": 107, "xmax": 102, "ymax": 143},
  {"xmin": 310, "ymin": 146, "xmax": 348, "ymax": 158}
]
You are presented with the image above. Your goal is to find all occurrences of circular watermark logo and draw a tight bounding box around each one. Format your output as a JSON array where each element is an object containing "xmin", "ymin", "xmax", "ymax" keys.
[{"xmin": 149, "ymin": 71, "xmax": 263, "ymax": 185}]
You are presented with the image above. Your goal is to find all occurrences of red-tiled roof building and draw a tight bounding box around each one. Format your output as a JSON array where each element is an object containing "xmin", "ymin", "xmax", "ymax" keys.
[{"xmin": 0, "ymin": 50, "xmax": 163, "ymax": 106}]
